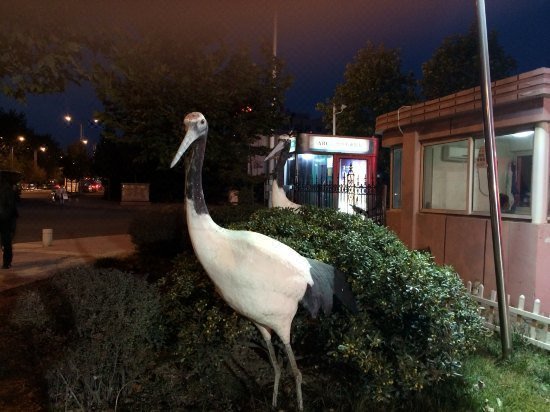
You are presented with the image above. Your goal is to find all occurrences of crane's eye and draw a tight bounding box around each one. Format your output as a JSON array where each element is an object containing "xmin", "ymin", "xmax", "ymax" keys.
[{"xmin": 200, "ymin": 119, "xmax": 205, "ymax": 125}]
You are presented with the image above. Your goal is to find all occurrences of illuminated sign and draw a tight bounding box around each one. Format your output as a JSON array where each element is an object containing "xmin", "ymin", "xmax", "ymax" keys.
[{"xmin": 307, "ymin": 135, "xmax": 371, "ymax": 154}]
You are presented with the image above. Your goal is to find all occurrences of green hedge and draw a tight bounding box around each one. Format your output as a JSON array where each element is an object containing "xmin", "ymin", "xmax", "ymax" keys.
[
  {"xmin": 10, "ymin": 267, "xmax": 164, "ymax": 410},
  {"xmin": 231, "ymin": 207, "xmax": 484, "ymax": 402},
  {"xmin": 128, "ymin": 204, "xmax": 189, "ymax": 256},
  {"xmin": 149, "ymin": 206, "xmax": 484, "ymax": 407}
]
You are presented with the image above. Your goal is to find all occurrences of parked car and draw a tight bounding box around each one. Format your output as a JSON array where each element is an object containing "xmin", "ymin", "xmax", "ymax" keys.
[{"xmin": 81, "ymin": 179, "xmax": 103, "ymax": 193}]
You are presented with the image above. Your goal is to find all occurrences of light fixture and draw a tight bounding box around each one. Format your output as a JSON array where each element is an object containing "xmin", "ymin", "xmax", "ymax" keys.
[{"xmin": 511, "ymin": 131, "xmax": 534, "ymax": 138}]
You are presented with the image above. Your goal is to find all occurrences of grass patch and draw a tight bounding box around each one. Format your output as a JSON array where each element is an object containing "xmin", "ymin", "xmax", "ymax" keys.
[{"xmin": 458, "ymin": 333, "xmax": 550, "ymax": 412}]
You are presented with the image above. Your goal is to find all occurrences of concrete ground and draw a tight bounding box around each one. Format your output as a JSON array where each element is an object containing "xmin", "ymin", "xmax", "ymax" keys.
[{"xmin": 0, "ymin": 234, "xmax": 135, "ymax": 292}]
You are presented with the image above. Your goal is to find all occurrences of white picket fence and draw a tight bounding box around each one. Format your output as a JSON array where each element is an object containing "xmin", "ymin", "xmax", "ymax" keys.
[{"xmin": 466, "ymin": 281, "xmax": 550, "ymax": 351}]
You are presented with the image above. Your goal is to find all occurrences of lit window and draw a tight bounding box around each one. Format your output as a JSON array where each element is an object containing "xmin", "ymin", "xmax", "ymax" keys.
[
  {"xmin": 422, "ymin": 140, "xmax": 469, "ymax": 211},
  {"xmin": 473, "ymin": 130, "xmax": 533, "ymax": 215},
  {"xmin": 296, "ymin": 154, "xmax": 333, "ymax": 184}
]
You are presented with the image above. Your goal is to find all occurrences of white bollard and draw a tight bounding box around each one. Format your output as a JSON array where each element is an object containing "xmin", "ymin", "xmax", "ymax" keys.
[{"xmin": 42, "ymin": 228, "xmax": 53, "ymax": 247}]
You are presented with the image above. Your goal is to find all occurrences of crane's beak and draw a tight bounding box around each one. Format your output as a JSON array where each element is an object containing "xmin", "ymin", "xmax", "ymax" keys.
[
  {"xmin": 171, "ymin": 124, "xmax": 199, "ymax": 168},
  {"xmin": 264, "ymin": 140, "xmax": 286, "ymax": 162}
]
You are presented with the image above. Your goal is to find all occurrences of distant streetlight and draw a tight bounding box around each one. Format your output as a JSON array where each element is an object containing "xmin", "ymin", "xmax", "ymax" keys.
[
  {"xmin": 10, "ymin": 135, "xmax": 26, "ymax": 169},
  {"xmin": 332, "ymin": 104, "xmax": 347, "ymax": 135},
  {"xmin": 64, "ymin": 113, "xmax": 99, "ymax": 144}
]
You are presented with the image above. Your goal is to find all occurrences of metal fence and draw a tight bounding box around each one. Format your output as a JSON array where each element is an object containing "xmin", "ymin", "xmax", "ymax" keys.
[{"xmin": 288, "ymin": 183, "xmax": 387, "ymax": 225}]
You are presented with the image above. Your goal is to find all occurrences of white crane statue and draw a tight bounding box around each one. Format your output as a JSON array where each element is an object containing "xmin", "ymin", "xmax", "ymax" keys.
[
  {"xmin": 265, "ymin": 136, "xmax": 301, "ymax": 209},
  {"xmin": 171, "ymin": 112, "xmax": 357, "ymax": 411}
]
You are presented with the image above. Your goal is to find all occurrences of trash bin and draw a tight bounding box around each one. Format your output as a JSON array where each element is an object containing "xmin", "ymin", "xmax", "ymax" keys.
[{"xmin": 42, "ymin": 228, "xmax": 53, "ymax": 247}]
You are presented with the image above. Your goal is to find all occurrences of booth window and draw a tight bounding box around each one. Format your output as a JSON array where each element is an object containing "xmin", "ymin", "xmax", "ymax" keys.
[
  {"xmin": 420, "ymin": 130, "xmax": 534, "ymax": 215},
  {"xmin": 473, "ymin": 130, "xmax": 534, "ymax": 215},
  {"xmin": 296, "ymin": 154, "xmax": 333, "ymax": 184},
  {"xmin": 391, "ymin": 146, "xmax": 402, "ymax": 208},
  {"xmin": 422, "ymin": 140, "xmax": 469, "ymax": 211}
]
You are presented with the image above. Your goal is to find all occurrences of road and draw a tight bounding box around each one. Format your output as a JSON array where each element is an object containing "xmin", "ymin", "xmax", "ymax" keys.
[{"xmin": 14, "ymin": 190, "xmax": 144, "ymax": 243}]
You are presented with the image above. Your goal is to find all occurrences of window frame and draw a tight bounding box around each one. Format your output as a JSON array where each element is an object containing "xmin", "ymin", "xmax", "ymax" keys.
[
  {"xmin": 390, "ymin": 146, "xmax": 403, "ymax": 209},
  {"xmin": 420, "ymin": 138, "xmax": 473, "ymax": 214},
  {"xmin": 418, "ymin": 129, "xmax": 535, "ymax": 219}
]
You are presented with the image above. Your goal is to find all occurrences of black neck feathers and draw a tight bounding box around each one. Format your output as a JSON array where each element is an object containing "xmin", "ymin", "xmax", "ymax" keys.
[{"xmin": 185, "ymin": 138, "xmax": 209, "ymax": 215}]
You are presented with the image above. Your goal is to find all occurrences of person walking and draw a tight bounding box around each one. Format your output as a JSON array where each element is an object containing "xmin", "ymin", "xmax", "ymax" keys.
[
  {"xmin": 59, "ymin": 186, "xmax": 68, "ymax": 206},
  {"xmin": 0, "ymin": 180, "xmax": 18, "ymax": 269}
]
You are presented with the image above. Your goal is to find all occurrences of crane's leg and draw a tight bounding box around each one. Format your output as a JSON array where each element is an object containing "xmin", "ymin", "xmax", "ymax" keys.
[
  {"xmin": 255, "ymin": 324, "xmax": 280, "ymax": 409},
  {"xmin": 284, "ymin": 343, "xmax": 303, "ymax": 411},
  {"xmin": 265, "ymin": 339, "xmax": 281, "ymax": 408}
]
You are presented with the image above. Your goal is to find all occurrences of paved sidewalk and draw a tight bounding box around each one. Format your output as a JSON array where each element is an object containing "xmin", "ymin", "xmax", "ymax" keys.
[{"xmin": 0, "ymin": 235, "xmax": 135, "ymax": 292}]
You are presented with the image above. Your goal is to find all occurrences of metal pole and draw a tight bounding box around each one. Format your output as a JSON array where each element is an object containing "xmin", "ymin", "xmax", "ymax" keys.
[
  {"xmin": 332, "ymin": 103, "xmax": 336, "ymax": 135},
  {"xmin": 475, "ymin": 0, "xmax": 512, "ymax": 358}
]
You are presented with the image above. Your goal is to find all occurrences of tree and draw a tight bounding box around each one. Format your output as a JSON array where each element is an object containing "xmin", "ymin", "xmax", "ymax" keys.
[
  {"xmin": 0, "ymin": 1, "xmax": 98, "ymax": 100},
  {"xmin": 1, "ymin": 8, "xmax": 293, "ymax": 199},
  {"xmin": 92, "ymin": 37, "xmax": 292, "ymax": 199},
  {"xmin": 61, "ymin": 140, "xmax": 91, "ymax": 180},
  {"xmin": 317, "ymin": 42, "xmax": 417, "ymax": 136},
  {"xmin": 420, "ymin": 24, "xmax": 517, "ymax": 100},
  {"xmin": 0, "ymin": 109, "xmax": 62, "ymax": 181}
]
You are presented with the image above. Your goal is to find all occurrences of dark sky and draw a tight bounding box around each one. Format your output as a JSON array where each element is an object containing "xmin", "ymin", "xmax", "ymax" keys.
[{"xmin": 1, "ymin": 0, "xmax": 549, "ymax": 147}]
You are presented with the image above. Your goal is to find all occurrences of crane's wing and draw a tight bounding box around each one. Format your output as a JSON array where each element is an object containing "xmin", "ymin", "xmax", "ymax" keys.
[{"xmin": 301, "ymin": 258, "xmax": 358, "ymax": 318}]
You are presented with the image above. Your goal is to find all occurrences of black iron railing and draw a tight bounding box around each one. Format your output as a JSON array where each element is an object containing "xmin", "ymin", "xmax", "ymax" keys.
[{"xmin": 288, "ymin": 183, "xmax": 387, "ymax": 225}]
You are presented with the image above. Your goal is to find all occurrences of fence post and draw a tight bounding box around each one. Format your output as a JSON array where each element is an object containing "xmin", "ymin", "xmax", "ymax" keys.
[
  {"xmin": 530, "ymin": 299, "xmax": 541, "ymax": 340},
  {"xmin": 478, "ymin": 284, "xmax": 485, "ymax": 298},
  {"xmin": 518, "ymin": 295, "xmax": 525, "ymax": 310}
]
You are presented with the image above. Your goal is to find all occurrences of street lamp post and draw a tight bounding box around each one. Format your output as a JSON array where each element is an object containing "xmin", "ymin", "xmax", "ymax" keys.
[
  {"xmin": 10, "ymin": 135, "xmax": 26, "ymax": 169},
  {"xmin": 64, "ymin": 114, "xmax": 96, "ymax": 145},
  {"xmin": 332, "ymin": 103, "xmax": 347, "ymax": 135},
  {"xmin": 34, "ymin": 146, "xmax": 47, "ymax": 169}
]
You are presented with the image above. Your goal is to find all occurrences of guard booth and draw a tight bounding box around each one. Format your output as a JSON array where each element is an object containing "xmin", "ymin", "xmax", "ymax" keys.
[
  {"xmin": 278, "ymin": 133, "xmax": 380, "ymax": 214},
  {"xmin": 375, "ymin": 67, "xmax": 550, "ymax": 314}
]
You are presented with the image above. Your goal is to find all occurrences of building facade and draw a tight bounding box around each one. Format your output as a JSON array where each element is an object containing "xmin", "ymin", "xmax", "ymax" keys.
[{"xmin": 376, "ymin": 68, "xmax": 550, "ymax": 315}]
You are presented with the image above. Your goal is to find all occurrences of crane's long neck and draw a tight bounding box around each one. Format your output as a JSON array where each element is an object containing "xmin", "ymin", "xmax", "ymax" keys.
[
  {"xmin": 276, "ymin": 152, "xmax": 285, "ymax": 187},
  {"xmin": 185, "ymin": 139, "xmax": 209, "ymax": 215}
]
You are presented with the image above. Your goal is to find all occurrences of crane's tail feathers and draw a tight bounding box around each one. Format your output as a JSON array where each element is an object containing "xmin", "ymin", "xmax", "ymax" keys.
[{"xmin": 301, "ymin": 258, "xmax": 358, "ymax": 318}]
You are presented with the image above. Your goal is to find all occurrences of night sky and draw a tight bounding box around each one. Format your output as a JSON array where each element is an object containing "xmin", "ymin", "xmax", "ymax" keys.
[{"xmin": 1, "ymin": 0, "xmax": 549, "ymax": 147}]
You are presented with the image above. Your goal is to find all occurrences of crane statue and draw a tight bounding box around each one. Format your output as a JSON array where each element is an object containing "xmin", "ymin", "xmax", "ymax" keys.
[
  {"xmin": 265, "ymin": 136, "xmax": 301, "ymax": 209},
  {"xmin": 171, "ymin": 112, "xmax": 357, "ymax": 411}
]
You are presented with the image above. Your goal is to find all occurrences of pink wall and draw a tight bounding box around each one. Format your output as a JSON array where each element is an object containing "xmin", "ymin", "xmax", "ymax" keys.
[{"xmin": 388, "ymin": 212, "xmax": 550, "ymax": 316}]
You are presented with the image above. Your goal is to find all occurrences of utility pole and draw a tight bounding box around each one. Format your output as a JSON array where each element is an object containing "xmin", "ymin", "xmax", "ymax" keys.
[{"xmin": 475, "ymin": 0, "xmax": 512, "ymax": 359}]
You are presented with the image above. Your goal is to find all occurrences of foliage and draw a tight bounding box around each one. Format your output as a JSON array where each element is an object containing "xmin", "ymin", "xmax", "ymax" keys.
[
  {"xmin": 0, "ymin": 108, "xmax": 63, "ymax": 180},
  {"xmin": 209, "ymin": 203, "xmax": 265, "ymax": 226},
  {"xmin": 231, "ymin": 207, "xmax": 484, "ymax": 403},
  {"xmin": 317, "ymin": 42, "xmax": 417, "ymax": 136},
  {"xmin": 61, "ymin": 139, "xmax": 91, "ymax": 179},
  {"xmin": 10, "ymin": 266, "xmax": 164, "ymax": 410},
  {"xmin": 158, "ymin": 253, "xmax": 261, "ymax": 409},
  {"xmin": 1, "ymin": 9, "xmax": 292, "ymax": 196},
  {"xmin": 420, "ymin": 24, "xmax": 517, "ymax": 100},
  {"xmin": 0, "ymin": 27, "xmax": 86, "ymax": 100},
  {"xmin": 92, "ymin": 38, "xmax": 292, "ymax": 197},
  {"xmin": 0, "ymin": 1, "xmax": 102, "ymax": 100},
  {"xmin": 128, "ymin": 204, "xmax": 190, "ymax": 257}
]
